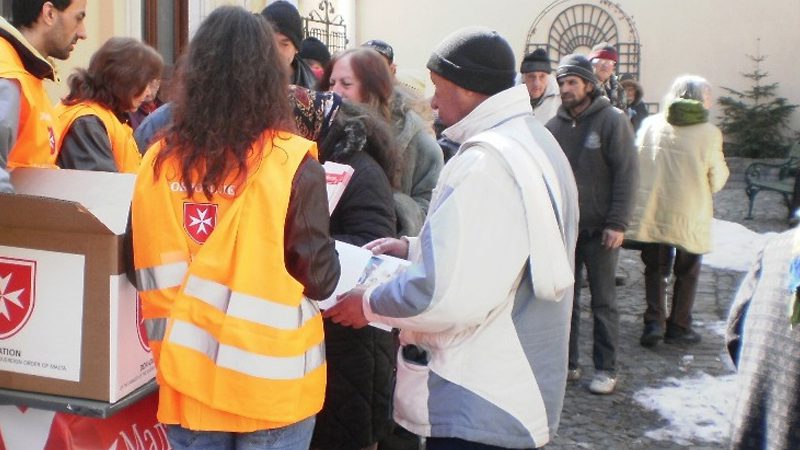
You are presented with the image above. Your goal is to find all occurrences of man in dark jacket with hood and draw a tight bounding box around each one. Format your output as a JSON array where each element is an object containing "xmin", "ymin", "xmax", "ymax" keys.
[
  {"xmin": 261, "ymin": 1, "xmax": 317, "ymax": 89},
  {"xmin": 588, "ymin": 43, "xmax": 626, "ymax": 109},
  {"xmin": 546, "ymin": 54, "xmax": 637, "ymax": 396}
]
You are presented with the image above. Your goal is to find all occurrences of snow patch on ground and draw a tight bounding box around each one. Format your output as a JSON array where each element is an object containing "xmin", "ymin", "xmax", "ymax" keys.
[
  {"xmin": 634, "ymin": 372, "xmax": 737, "ymax": 445},
  {"xmin": 703, "ymin": 220, "xmax": 777, "ymax": 272}
]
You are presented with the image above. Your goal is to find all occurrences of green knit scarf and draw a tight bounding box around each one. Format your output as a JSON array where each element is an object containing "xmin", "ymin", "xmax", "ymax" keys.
[{"xmin": 666, "ymin": 99, "xmax": 709, "ymax": 126}]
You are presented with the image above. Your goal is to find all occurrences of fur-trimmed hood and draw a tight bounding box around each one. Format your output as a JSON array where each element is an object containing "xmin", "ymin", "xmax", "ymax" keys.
[{"xmin": 320, "ymin": 102, "xmax": 370, "ymax": 161}]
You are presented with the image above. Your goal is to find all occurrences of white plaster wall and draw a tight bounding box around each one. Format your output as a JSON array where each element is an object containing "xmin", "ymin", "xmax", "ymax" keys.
[
  {"xmin": 356, "ymin": 0, "xmax": 800, "ymax": 132},
  {"xmin": 191, "ymin": 1, "xmax": 356, "ymax": 46}
]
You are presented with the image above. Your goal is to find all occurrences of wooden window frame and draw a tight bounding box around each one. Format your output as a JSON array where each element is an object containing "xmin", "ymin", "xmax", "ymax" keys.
[{"xmin": 143, "ymin": 0, "xmax": 188, "ymax": 64}]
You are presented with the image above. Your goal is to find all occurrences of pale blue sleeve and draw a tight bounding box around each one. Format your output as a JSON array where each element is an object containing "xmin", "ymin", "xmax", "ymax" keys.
[{"xmin": 0, "ymin": 78, "xmax": 21, "ymax": 193}]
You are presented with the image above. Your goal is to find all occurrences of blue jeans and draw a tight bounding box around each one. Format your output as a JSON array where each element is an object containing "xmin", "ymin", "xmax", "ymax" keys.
[{"xmin": 166, "ymin": 416, "xmax": 315, "ymax": 450}]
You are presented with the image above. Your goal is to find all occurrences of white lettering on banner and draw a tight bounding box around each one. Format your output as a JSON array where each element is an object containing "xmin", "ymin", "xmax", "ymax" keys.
[
  {"xmin": 0, "ymin": 405, "xmax": 56, "ymax": 450},
  {"xmin": 169, "ymin": 181, "xmax": 236, "ymax": 196},
  {"xmin": 113, "ymin": 423, "xmax": 170, "ymax": 450}
]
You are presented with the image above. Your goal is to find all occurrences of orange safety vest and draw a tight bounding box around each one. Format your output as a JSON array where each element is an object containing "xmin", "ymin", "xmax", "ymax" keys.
[
  {"xmin": 0, "ymin": 37, "xmax": 59, "ymax": 168},
  {"xmin": 56, "ymin": 101, "xmax": 142, "ymax": 173},
  {"xmin": 132, "ymin": 131, "xmax": 325, "ymax": 432}
]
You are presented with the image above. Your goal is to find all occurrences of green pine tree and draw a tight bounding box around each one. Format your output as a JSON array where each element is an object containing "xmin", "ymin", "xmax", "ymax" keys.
[{"xmin": 718, "ymin": 43, "xmax": 797, "ymax": 158}]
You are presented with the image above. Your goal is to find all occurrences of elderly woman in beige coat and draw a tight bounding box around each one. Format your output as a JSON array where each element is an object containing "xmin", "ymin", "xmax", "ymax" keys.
[{"xmin": 627, "ymin": 75, "xmax": 729, "ymax": 347}]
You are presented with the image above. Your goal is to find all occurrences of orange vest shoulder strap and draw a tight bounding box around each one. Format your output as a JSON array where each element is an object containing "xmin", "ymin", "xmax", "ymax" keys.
[
  {"xmin": 0, "ymin": 38, "xmax": 59, "ymax": 168},
  {"xmin": 56, "ymin": 101, "xmax": 142, "ymax": 173}
]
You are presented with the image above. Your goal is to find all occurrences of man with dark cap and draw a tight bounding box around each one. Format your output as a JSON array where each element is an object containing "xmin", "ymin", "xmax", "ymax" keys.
[
  {"xmin": 545, "ymin": 54, "xmax": 637, "ymax": 395},
  {"xmin": 261, "ymin": 1, "xmax": 317, "ymax": 89},
  {"xmin": 520, "ymin": 48, "xmax": 560, "ymax": 124},
  {"xmin": 588, "ymin": 42, "xmax": 626, "ymax": 108},
  {"xmin": 299, "ymin": 36, "xmax": 330, "ymax": 79},
  {"xmin": 326, "ymin": 26, "xmax": 579, "ymax": 449},
  {"xmin": 299, "ymin": 36, "xmax": 330, "ymax": 81},
  {"xmin": 362, "ymin": 39, "xmax": 396, "ymax": 75}
]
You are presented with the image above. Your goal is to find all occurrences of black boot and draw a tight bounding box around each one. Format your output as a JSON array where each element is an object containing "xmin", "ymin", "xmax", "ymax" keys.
[
  {"xmin": 664, "ymin": 323, "xmax": 701, "ymax": 345},
  {"xmin": 640, "ymin": 321, "xmax": 664, "ymax": 348}
]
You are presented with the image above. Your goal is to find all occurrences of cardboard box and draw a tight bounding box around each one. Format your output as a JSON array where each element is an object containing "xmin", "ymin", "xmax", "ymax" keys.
[{"xmin": 0, "ymin": 168, "xmax": 155, "ymax": 402}]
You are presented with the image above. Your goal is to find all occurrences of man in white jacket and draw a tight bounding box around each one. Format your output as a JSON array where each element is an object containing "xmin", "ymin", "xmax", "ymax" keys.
[
  {"xmin": 326, "ymin": 27, "xmax": 579, "ymax": 449},
  {"xmin": 520, "ymin": 48, "xmax": 561, "ymax": 124}
]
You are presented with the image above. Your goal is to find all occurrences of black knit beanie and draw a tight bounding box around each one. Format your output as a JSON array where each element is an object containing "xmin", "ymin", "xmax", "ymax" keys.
[
  {"xmin": 426, "ymin": 27, "xmax": 516, "ymax": 96},
  {"xmin": 555, "ymin": 54, "xmax": 597, "ymax": 85},
  {"xmin": 520, "ymin": 48, "xmax": 551, "ymax": 74},
  {"xmin": 261, "ymin": 1, "xmax": 303, "ymax": 50},
  {"xmin": 299, "ymin": 37, "xmax": 331, "ymax": 65}
]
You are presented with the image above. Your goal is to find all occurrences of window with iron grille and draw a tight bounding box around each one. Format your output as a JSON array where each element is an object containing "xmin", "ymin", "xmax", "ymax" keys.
[
  {"xmin": 304, "ymin": 1, "xmax": 348, "ymax": 52},
  {"xmin": 526, "ymin": 1, "xmax": 641, "ymax": 81}
]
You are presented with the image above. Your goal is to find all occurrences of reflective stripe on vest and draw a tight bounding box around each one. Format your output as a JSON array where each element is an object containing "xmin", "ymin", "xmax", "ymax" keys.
[
  {"xmin": 136, "ymin": 261, "xmax": 188, "ymax": 292},
  {"xmin": 132, "ymin": 132, "xmax": 324, "ymax": 423},
  {"xmin": 183, "ymin": 275, "xmax": 320, "ymax": 330},
  {"xmin": 145, "ymin": 317, "xmax": 168, "ymax": 341},
  {"xmin": 168, "ymin": 320, "xmax": 325, "ymax": 380}
]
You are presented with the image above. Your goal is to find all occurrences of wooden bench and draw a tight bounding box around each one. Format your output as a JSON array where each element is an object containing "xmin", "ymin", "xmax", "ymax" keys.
[{"xmin": 745, "ymin": 143, "xmax": 800, "ymax": 219}]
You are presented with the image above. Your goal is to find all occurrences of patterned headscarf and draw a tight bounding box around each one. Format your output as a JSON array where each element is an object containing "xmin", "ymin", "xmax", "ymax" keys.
[{"xmin": 288, "ymin": 85, "xmax": 342, "ymax": 143}]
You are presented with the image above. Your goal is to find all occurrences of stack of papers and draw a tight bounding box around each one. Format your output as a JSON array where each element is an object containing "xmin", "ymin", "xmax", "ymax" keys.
[
  {"xmin": 319, "ymin": 241, "xmax": 410, "ymax": 331},
  {"xmin": 323, "ymin": 161, "xmax": 354, "ymax": 214}
]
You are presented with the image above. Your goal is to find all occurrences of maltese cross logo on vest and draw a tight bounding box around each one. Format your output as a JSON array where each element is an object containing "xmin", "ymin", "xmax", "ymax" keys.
[
  {"xmin": 48, "ymin": 126, "xmax": 56, "ymax": 154},
  {"xmin": 0, "ymin": 257, "xmax": 37, "ymax": 339},
  {"xmin": 184, "ymin": 202, "xmax": 218, "ymax": 244}
]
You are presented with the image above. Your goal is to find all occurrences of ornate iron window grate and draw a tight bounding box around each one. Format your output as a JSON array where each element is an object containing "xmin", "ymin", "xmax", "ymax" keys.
[
  {"xmin": 304, "ymin": 1, "xmax": 348, "ymax": 53},
  {"xmin": 526, "ymin": 1, "xmax": 642, "ymax": 83}
]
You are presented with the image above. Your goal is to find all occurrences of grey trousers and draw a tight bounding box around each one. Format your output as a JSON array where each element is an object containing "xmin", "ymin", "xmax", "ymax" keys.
[{"xmin": 569, "ymin": 233, "xmax": 620, "ymax": 374}]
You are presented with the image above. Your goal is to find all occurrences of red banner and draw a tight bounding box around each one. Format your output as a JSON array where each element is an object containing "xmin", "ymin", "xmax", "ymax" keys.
[{"xmin": 0, "ymin": 393, "xmax": 170, "ymax": 450}]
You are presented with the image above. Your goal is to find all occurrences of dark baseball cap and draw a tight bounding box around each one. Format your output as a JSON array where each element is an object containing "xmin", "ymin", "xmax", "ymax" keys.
[{"xmin": 362, "ymin": 39, "xmax": 394, "ymax": 64}]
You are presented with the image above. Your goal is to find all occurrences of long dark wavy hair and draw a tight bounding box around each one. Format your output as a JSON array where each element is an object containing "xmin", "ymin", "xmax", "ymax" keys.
[
  {"xmin": 320, "ymin": 48, "xmax": 394, "ymax": 121},
  {"xmin": 155, "ymin": 6, "xmax": 295, "ymax": 198},
  {"xmin": 62, "ymin": 37, "xmax": 163, "ymax": 115}
]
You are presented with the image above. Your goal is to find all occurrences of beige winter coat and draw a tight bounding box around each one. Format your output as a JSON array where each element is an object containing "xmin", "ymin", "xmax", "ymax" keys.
[{"xmin": 627, "ymin": 113, "xmax": 729, "ymax": 254}]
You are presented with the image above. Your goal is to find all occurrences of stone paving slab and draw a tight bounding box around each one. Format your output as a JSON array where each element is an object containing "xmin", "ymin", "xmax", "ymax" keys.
[{"xmin": 545, "ymin": 159, "xmax": 792, "ymax": 449}]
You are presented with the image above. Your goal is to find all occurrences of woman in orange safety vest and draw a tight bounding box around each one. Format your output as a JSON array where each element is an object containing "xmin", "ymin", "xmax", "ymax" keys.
[
  {"xmin": 130, "ymin": 7, "xmax": 340, "ymax": 450},
  {"xmin": 56, "ymin": 37, "xmax": 162, "ymax": 173}
]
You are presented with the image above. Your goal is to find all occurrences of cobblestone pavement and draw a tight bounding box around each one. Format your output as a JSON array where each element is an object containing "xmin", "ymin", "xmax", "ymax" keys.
[{"xmin": 546, "ymin": 158, "xmax": 792, "ymax": 449}]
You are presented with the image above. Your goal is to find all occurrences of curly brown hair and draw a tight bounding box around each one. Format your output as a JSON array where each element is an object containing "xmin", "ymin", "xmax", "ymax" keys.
[
  {"xmin": 155, "ymin": 6, "xmax": 295, "ymax": 198},
  {"xmin": 62, "ymin": 37, "xmax": 163, "ymax": 115}
]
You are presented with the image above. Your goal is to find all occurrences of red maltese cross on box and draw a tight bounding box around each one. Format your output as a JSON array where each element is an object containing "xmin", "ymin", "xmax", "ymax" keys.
[{"xmin": 0, "ymin": 257, "xmax": 37, "ymax": 339}]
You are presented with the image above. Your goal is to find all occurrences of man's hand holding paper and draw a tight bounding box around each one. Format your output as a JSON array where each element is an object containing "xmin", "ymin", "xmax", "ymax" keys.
[{"xmin": 323, "ymin": 287, "xmax": 369, "ymax": 328}]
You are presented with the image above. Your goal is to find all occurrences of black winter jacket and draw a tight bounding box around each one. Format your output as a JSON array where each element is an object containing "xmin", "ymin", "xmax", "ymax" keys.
[{"xmin": 311, "ymin": 105, "xmax": 397, "ymax": 449}]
